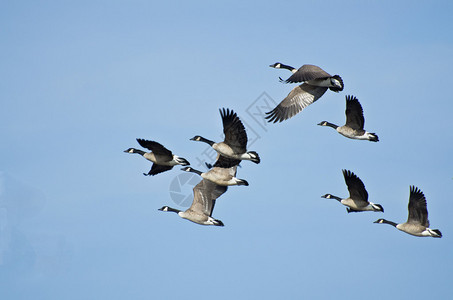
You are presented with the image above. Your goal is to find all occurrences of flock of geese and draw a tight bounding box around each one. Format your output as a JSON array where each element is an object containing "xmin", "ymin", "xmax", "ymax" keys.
[{"xmin": 125, "ymin": 62, "xmax": 442, "ymax": 238}]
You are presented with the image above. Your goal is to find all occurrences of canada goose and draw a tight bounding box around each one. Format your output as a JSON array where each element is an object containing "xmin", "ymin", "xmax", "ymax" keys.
[
  {"xmin": 158, "ymin": 178, "xmax": 227, "ymax": 226},
  {"xmin": 265, "ymin": 63, "xmax": 344, "ymax": 123},
  {"xmin": 318, "ymin": 95, "xmax": 379, "ymax": 142},
  {"xmin": 124, "ymin": 139, "xmax": 190, "ymax": 176},
  {"xmin": 181, "ymin": 156, "xmax": 248, "ymax": 186},
  {"xmin": 190, "ymin": 108, "xmax": 260, "ymax": 163},
  {"xmin": 321, "ymin": 169, "xmax": 384, "ymax": 213},
  {"xmin": 374, "ymin": 186, "xmax": 442, "ymax": 238}
]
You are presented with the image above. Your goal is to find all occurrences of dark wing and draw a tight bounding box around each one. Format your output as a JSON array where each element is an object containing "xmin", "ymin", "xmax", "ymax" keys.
[
  {"xmin": 282, "ymin": 64, "xmax": 332, "ymax": 84},
  {"xmin": 220, "ymin": 108, "xmax": 247, "ymax": 153},
  {"xmin": 407, "ymin": 186, "xmax": 429, "ymax": 227},
  {"xmin": 190, "ymin": 179, "xmax": 228, "ymax": 216},
  {"xmin": 344, "ymin": 95, "xmax": 365, "ymax": 130},
  {"xmin": 343, "ymin": 169, "xmax": 369, "ymax": 203},
  {"xmin": 146, "ymin": 164, "xmax": 173, "ymax": 176},
  {"xmin": 265, "ymin": 83, "xmax": 328, "ymax": 123},
  {"xmin": 213, "ymin": 155, "xmax": 240, "ymax": 169},
  {"xmin": 136, "ymin": 139, "xmax": 173, "ymax": 158}
]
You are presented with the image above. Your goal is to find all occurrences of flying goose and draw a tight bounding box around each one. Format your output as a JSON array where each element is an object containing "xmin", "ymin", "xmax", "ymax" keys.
[
  {"xmin": 321, "ymin": 169, "xmax": 384, "ymax": 213},
  {"xmin": 124, "ymin": 139, "xmax": 190, "ymax": 176},
  {"xmin": 190, "ymin": 108, "xmax": 260, "ymax": 164},
  {"xmin": 181, "ymin": 156, "xmax": 248, "ymax": 186},
  {"xmin": 374, "ymin": 186, "xmax": 442, "ymax": 238},
  {"xmin": 318, "ymin": 95, "xmax": 379, "ymax": 142},
  {"xmin": 265, "ymin": 63, "xmax": 344, "ymax": 123},
  {"xmin": 158, "ymin": 178, "xmax": 227, "ymax": 226}
]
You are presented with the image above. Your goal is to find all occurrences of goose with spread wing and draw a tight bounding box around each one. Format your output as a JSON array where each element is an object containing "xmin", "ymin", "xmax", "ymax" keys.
[
  {"xmin": 318, "ymin": 95, "xmax": 379, "ymax": 142},
  {"xmin": 124, "ymin": 139, "xmax": 189, "ymax": 176},
  {"xmin": 374, "ymin": 186, "xmax": 442, "ymax": 238},
  {"xmin": 190, "ymin": 108, "xmax": 260, "ymax": 164},
  {"xmin": 266, "ymin": 63, "xmax": 344, "ymax": 123},
  {"xmin": 322, "ymin": 169, "xmax": 384, "ymax": 213},
  {"xmin": 158, "ymin": 178, "xmax": 227, "ymax": 226}
]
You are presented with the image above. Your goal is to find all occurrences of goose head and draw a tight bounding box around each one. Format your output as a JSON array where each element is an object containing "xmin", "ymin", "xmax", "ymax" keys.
[
  {"xmin": 317, "ymin": 121, "xmax": 328, "ymax": 126},
  {"xmin": 181, "ymin": 166, "xmax": 193, "ymax": 172},
  {"xmin": 190, "ymin": 135, "xmax": 202, "ymax": 141},
  {"xmin": 124, "ymin": 148, "xmax": 137, "ymax": 153},
  {"xmin": 269, "ymin": 62, "xmax": 282, "ymax": 69},
  {"xmin": 158, "ymin": 206, "xmax": 170, "ymax": 212},
  {"xmin": 158, "ymin": 206, "xmax": 181, "ymax": 214},
  {"xmin": 321, "ymin": 194, "xmax": 333, "ymax": 199}
]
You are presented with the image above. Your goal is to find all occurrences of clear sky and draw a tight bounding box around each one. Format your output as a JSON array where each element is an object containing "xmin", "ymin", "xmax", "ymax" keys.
[{"xmin": 1, "ymin": 1, "xmax": 452, "ymax": 299}]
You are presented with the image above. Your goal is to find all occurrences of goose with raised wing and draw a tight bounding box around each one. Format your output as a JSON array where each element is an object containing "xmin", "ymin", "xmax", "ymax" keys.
[
  {"xmin": 321, "ymin": 169, "xmax": 384, "ymax": 213},
  {"xmin": 265, "ymin": 63, "xmax": 344, "ymax": 123},
  {"xmin": 318, "ymin": 95, "xmax": 379, "ymax": 142},
  {"xmin": 374, "ymin": 186, "xmax": 442, "ymax": 238},
  {"xmin": 124, "ymin": 139, "xmax": 190, "ymax": 176},
  {"xmin": 190, "ymin": 108, "xmax": 260, "ymax": 164},
  {"xmin": 158, "ymin": 178, "xmax": 227, "ymax": 226}
]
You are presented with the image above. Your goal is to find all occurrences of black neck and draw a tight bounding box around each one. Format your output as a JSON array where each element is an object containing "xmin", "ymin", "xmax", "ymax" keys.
[
  {"xmin": 165, "ymin": 207, "xmax": 182, "ymax": 214},
  {"xmin": 381, "ymin": 219, "xmax": 398, "ymax": 227},
  {"xmin": 186, "ymin": 167, "xmax": 203, "ymax": 176},
  {"xmin": 198, "ymin": 136, "xmax": 215, "ymax": 146},
  {"xmin": 324, "ymin": 122, "xmax": 338, "ymax": 129},
  {"xmin": 329, "ymin": 195, "xmax": 342, "ymax": 202},
  {"xmin": 279, "ymin": 63, "xmax": 296, "ymax": 72},
  {"xmin": 128, "ymin": 148, "xmax": 146, "ymax": 156}
]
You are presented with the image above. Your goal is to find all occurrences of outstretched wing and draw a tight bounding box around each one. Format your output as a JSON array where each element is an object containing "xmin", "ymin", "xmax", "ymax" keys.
[
  {"xmin": 136, "ymin": 139, "xmax": 173, "ymax": 159},
  {"xmin": 281, "ymin": 64, "xmax": 332, "ymax": 84},
  {"xmin": 213, "ymin": 155, "xmax": 240, "ymax": 169},
  {"xmin": 220, "ymin": 108, "xmax": 247, "ymax": 154},
  {"xmin": 146, "ymin": 164, "xmax": 173, "ymax": 176},
  {"xmin": 265, "ymin": 83, "xmax": 328, "ymax": 123},
  {"xmin": 407, "ymin": 186, "xmax": 429, "ymax": 227},
  {"xmin": 344, "ymin": 95, "xmax": 365, "ymax": 130},
  {"xmin": 190, "ymin": 179, "xmax": 228, "ymax": 216},
  {"xmin": 343, "ymin": 169, "xmax": 369, "ymax": 204}
]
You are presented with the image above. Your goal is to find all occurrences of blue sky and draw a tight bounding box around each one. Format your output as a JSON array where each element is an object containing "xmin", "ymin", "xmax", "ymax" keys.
[{"xmin": 1, "ymin": 1, "xmax": 452, "ymax": 299}]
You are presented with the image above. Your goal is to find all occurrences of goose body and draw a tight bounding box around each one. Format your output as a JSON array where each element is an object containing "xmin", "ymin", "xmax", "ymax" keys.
[
  {"xmin": 124, "ymin": 139, "xmax": 190, "ymax": 176},
  {"xmin": 265, "ymin": 63, "xmax": 344, "ymax": 123},
  {"xmin": 181, "ymin": 156, "xmax": 248, "ymax": 187},
  {"xmin": 374, "ymin": 186, "xmax": 442, "ymax": 238},
  {"xmin": 322, "ymin": 169, "xmax": 384, "ymax": 213},
  {"xmin": 158, "ymin": 178, "xmax": 227, "ymax": 226},
  {"xmin": 318, "ymin": 95, "xmax": 378, "ymax": 142},
  {"xmin": 190, "ymin": 108, "xmax": 260, "ymax": 164}
]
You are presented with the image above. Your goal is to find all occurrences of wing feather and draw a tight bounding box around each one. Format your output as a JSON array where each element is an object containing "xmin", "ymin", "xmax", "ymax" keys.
[
  {"xmin": 136, "ymin": 139, "xmax": 173, "ymax": 159},
  {"xmin": 343, "ymin": 169, "xmax": 369, "ymax": 205},
  {"xmin": 344, "ymin": 96, "xmax": 365, "ymax": 130},
  {"xmin": 282, "ymin": 64, "xmax": 332, "ymax": 83},
  {"xmin": 265, "ymin": 84, "xmax": 328, "ymax": 123},
  {"xmin": 190, "ymin": 179, "xmax": 228, "ymax": 216},
  {"xmin": 220, "ymin": 108, "xmax": 247, "ymax": 153},
  {"xmin": 407, "ymin": 186, "xmax": 429, "ymax": 226}
]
